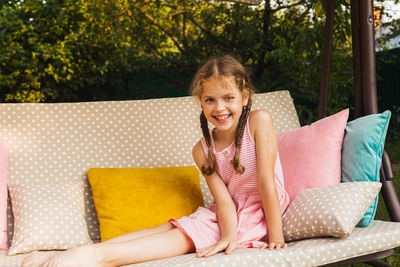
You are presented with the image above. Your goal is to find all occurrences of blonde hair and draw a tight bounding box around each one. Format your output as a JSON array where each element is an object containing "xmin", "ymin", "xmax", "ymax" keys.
[{"xmin": 191, "ymin": 55, "xmax": 255, "ymax": 176}]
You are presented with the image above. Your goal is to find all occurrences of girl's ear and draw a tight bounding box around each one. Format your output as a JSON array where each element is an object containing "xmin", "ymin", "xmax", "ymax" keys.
[{"xmin": 242, "ymin": 90, "xmax": 250, "ymax": 106}]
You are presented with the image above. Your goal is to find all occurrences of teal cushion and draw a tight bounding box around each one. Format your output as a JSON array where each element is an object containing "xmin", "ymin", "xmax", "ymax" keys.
[{"xmin": 341, "ymin": 110, "xmax": 391, "ymax": 227}]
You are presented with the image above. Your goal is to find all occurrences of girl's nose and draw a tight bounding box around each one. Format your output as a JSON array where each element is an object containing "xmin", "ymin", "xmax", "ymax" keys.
[{"xmin": 215, "ymin": 100, "xmax": 225, "ymax": 111}]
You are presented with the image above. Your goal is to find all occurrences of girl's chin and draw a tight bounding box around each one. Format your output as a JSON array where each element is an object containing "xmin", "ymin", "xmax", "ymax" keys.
[
  {"xmin": 212, "ymin": 121, "xmax": 236, "ymax": 132},
  {"xmin": 214, "ymin": 119, "xmax": 229, "ymax": 125}
]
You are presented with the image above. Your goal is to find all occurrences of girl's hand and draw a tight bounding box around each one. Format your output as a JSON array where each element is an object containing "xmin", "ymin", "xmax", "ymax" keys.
[
  {"xmin": 259, "ymin": 241, "xmax": 288, "ymax": 250},
  {"xmin": 268, "ymin": 241, "xmax": 287, "ymax": 250},
  {"xmin": 196, "ymin": 238, "xmax": 237, "ymax": 257}
]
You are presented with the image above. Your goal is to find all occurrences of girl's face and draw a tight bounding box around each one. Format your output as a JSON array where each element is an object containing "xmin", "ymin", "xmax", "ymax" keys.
[{"xmin": 200, "ymin": 76, "xmax": 249, "ymax": 133}]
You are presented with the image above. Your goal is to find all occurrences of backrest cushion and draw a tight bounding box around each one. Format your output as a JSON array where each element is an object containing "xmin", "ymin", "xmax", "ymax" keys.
[
  {"xmin": 0, "ymin": 141, "xmax": 7, "ymax": 249},
  {"xmin": 283, "ymin": 181, "xmax": 382, "ymax": 241},
  {"xmin": 0, "ymin": 91, "xmax": 299, "ymax": 243},
  {"xmin": 341, "ymin": 110, "xmax": 391, "ymax": 227},
  {"xmin": 87, "ymin": 166, "xmax": 204, "ymax": 241},
  {"xmin": 277, "ymin": 109, "xmax": 349, "ymax": 202},
  {"xmin": 7, "ymin": 182, "xmax": 92, "ymax": 255}
]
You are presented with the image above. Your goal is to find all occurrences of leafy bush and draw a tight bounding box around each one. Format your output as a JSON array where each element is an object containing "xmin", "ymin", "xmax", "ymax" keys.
[{"xmin": 0, "ymin": 0, "xmax": 397, "ymax": 132}]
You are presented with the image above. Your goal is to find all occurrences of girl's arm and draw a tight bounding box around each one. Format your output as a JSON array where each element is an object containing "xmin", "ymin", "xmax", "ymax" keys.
[
  {"xmin": 252, "ymin": 110, "xmax": 287, "ymax": 250},
  {"xmin": 192, "ymin": 141, "xmax": 238, "ymax": 257}
]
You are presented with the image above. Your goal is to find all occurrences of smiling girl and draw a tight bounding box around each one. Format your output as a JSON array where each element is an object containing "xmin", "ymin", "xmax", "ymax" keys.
[{"xmin": 171, "ymin": 55, "xmax": 290, "ymax": 256}]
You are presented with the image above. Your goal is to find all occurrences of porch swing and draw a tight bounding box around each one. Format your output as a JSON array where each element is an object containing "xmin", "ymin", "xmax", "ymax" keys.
[
  {"xmin": 227, "ymin": 0, "xmax": 400, "ymax": 266},
  {"xmin": 0, "ymin": 1, "xmax": 399, "ymax": 266}
]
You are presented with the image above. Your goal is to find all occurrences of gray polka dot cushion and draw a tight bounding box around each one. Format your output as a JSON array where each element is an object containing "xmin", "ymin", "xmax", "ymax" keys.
[
  {"xmin": 7, "ymin": 182, "xmax": 92, "ymax": 255},
  {"xmin": 283, "ymin": 182, "xmax": 382, "ymax": 242}
]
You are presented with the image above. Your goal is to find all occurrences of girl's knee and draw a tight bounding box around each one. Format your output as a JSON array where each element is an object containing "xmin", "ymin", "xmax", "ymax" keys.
[
  {"xmin": 157, "ymin": 221, "xmax": 175, "ymax": 231},
  {"xmin": 171, "ymin": 228, "xmax": 195, "ymax": 253}
]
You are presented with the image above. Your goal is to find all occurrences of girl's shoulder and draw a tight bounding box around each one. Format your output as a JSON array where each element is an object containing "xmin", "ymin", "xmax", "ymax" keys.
[
  {"xmin": 192, "ymin": 140, "xmax": 207, "ymax": 166},
  {"xmin": 249, "ymin": 109, "xmax": 273, "ymax": 122},
  {"xmin": 192, "ymin": 140, "xmax": 204, "ymax": 157},
  {"xmin": 249, "ymin": 110, "xmax": 275, "ymax": 139}
]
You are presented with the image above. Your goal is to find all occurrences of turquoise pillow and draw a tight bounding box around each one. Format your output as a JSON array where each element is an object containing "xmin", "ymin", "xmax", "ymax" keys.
[{"xmin": 341, "ymin": 110, "xmax": 391, "ymax": 227}]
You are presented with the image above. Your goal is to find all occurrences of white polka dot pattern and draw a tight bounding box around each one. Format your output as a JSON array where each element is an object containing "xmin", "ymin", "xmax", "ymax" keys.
[
  {"xmin": 282, "ymin": 182, "xmax": 382, "ymax": 242},
  {"xmin": 0, "ymin": 91, "xmax": 299, "ymax": 245},
  {"xmin": 7, "ymin": 182, "xmax": 92, "ymax": 255}
]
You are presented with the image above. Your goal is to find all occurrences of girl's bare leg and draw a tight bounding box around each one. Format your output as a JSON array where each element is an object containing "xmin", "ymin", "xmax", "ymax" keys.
[
  {"xmin": 21, "ymin": 222, "xmax": 176, "ymax": 267},
  {"xmin": 97, "ymin": 228, "xmax": 195, "ymax": 266},
  {"xmin": 104, "ymin": 222, "xmax": 174, "ymax": 243},
  {"xmin": 26, "ymin": 227, "xmax": 194, "ymax": 267}
]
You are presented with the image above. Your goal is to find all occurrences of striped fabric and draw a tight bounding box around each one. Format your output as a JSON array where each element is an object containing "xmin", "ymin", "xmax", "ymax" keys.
[{"xmin": 201, "ymin": 113, "xmax": 288, "ymax": 201}]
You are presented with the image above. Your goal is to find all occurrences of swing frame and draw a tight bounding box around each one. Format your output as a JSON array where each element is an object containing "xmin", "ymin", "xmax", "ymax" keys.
[
  {"xmin": 227, "ymin": 0, "xmax": 400, "ymax": 266},
  {"xmin": 320, "ymin": 1, "xmax": 400, "ymax": 266}
]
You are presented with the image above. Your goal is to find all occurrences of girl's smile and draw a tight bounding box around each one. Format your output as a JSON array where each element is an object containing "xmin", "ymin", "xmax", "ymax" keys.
[{"xmin": 214, "ymin": 114, "xmax": 231, "ymax": 122}]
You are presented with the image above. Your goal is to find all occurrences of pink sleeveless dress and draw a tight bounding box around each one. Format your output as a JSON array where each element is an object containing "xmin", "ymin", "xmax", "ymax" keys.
[{"xmin": 170, "ymin": 116, "xmax": 290, "ymax": 250}]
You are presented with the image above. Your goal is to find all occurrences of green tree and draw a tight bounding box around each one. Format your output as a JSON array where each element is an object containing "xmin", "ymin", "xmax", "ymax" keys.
[{"xmin": 0, "ymin": 0, "xmax": 391, "ymax": 126}]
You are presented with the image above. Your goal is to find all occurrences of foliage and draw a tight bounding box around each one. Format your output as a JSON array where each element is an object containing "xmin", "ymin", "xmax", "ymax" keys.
[
  {"xmin": 0, "ymin": 0, "xmax": 398, "ymax": 126},
  {"xmin": 376, "ymin": 48, "xmax": 400, "ymax": 153},
  {"xmin": 0, "ymin": 0, "xmax": 136, "ymax": 102},
  {"xmin": 385, "ymin": 107, "xmax": 400, "ymax": 163},
  {"xmin": 0, "ymin": 1, "xmax": 347, "ymax": 109},
  {"xmin": 375, "ymin": 0, "xmax": 400, "ymax": 50},
  {"xmin": 261, "ymin": 0, "xmax": 354, "ymax": 124}
]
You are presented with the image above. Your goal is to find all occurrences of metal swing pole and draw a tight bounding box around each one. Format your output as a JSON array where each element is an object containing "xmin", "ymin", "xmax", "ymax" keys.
[
  {"xmin": 355, "ymin": 0, "xmax": 378, "ymax": 116},
  {"xmin": 318, "ymin": 0, "xmax": 336, "ymax": 119},
  {"xmin": 319, "ymin": 0, "xmax": 377, "ymax": 118},
  {"xmin": 351, "ymin": 0, "xmax": 400, "ymax": 223}
]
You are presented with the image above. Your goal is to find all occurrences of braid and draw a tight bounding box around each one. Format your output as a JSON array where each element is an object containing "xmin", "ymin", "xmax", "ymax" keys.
[
  {"xmin": 231, "ymin": 98, "xmax": 252, "ymax": 174},
  {"xmin": 200, "ymin": 111, "xmax": 217, "ymax": 176}
]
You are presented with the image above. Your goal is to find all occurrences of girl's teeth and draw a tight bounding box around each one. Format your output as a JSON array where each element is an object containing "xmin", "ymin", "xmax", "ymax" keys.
[{"xmin": 216, "ymin": 115, "xmax": 229, "ymax": 120}]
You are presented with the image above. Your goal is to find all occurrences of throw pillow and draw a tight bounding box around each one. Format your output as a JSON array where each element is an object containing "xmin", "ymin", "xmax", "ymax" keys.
[
  {"xmin": 283, "ymin": 182, "xmax": 382, "ymax": 242},
  {"xmin": 0, "ymin": 141, "xmax": 8, "ymax": 250},
  {"xmin": 87, "ymin": 166, "xmax": 204, "ymax": 241},
  {"xmin": 8, "ymin": 182, "xmax": 92, "ymax": 255},
  {"xmin": 277, "ymin": 109, "xmax": 349, "ymax": 202},
  {"xmin": 341, "ymin": 110, "xmax": 391, "ymax": 227}
]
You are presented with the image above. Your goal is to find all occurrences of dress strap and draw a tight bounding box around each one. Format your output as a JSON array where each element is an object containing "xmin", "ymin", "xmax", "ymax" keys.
[
  {"xmin": 200, "ymin": 137, "xmax": 209, "ymax": 157},
  {"xmin": 244, "ymin": 111, "xmax": 255, "ymax": 144}
]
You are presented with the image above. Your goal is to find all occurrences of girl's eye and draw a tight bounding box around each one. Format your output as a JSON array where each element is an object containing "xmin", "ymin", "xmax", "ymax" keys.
[
  {"xmin": 225, "ymin": 96, "xmax": 234, "ymax": 101},
  {"xmin": 205, "ymin": 98, "xmax": 214, "ymax": 103}
]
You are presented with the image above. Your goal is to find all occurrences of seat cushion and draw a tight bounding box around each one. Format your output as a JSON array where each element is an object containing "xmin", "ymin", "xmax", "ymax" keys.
[{"xmin": 1, "ymin": 220, "xmax": 399, "ymax": 267}]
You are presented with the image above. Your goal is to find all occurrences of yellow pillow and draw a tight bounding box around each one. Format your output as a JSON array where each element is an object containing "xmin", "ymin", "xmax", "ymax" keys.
[{"xmin": 87, "ymin": 166, "xmax": 204, "ymax": 241}]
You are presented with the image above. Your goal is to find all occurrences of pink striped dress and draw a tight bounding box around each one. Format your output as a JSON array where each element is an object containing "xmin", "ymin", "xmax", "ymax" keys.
[{"xmin": 170, "ymin": 115, "xmax": 290, "ymax": 250}]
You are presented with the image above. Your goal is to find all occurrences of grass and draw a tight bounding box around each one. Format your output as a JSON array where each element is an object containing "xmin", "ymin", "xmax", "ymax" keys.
[{"xmin": 339, "ymin": 144, "xmax": 400, "ymax": 267}]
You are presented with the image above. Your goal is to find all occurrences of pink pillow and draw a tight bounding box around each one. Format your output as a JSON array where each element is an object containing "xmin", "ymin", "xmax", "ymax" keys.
[
  {"xmin": 277, "ymin": 109, "xmax": 349, "ymax": 202},
  {"xmin": 0, "ymin": 141, "xmax": 7, "ymax": 249}
]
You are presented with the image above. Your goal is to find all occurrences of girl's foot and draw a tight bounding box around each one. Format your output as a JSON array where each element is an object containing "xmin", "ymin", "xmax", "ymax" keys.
[
  {"xmin": 21, "ymin": 251, "xmax": 60, "ymax": 267},
  {"xmin": 44, "ymin": 245, "xmax": 107, "ymax": 267},
  {"xmin": 23, "ymin": 245, "xmax": 107, "ymax": 267}
]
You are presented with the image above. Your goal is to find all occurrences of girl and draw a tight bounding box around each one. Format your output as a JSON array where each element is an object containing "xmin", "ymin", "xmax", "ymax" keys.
[{"xmin": 22, "ymin": 55, "xmax": 290, "ymax": 267}]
